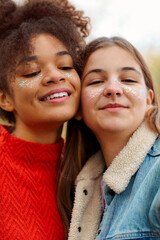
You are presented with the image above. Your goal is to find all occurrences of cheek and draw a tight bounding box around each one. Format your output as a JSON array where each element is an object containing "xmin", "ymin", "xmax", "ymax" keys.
[
  {"xmin": 12, "ymin": 83, "xmax": 36, "ymax": 106},
  {"xmin": 122, "ymin": 85, "xmax": 147, "ymax": 101},
  {"xmin": 62, "ymin": 72, "xmax": 75, "ymax": 79},
  {"xmin": 63, "ymin": 72, "xmax": 80, "ymax": 87},
  {"xmin": 16, "ymin": 75, "xmax": 43, "ymax": 89},
  {"xmin": 81, "ymin": 87, "xmax": 103, "ymax": 104},
  {"xmin": 81, "ymin": 88, "xmax": 103, "ymax": 124}
]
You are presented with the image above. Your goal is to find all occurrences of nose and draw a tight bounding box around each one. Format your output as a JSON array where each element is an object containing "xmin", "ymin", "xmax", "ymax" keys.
[
  {"xmin": 103, "ymin": 78, "xmax": 123, "ymax": 97},
  {"xmin": 42, "ymin": 67, "xmax": 65, "ymax": 85}
]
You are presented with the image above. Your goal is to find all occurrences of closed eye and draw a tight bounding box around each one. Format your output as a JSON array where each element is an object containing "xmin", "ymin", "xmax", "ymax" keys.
[
  {"xmin": 122, "ymin": 79, "xmax": 137, "ymax": 83},
  {"xmin": 23, "ymin": 71, "xmax": 41, "ymax": 78},
  {"xmin": 88, "ymin": 80, "xmax": 103, "ymax": 85},
  {"xmin": 60, "ymin": 66, "xmax": 73, "ymax": 70}
]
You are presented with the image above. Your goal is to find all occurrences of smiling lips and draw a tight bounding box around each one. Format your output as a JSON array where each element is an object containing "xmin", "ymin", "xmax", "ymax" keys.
[
  {"xmin": 43, "ymin": 92, "xmax": 69, "ymax": 101},
  {"xmin": 101, "ymin": 103, "xmax": 127, "ymax": 112},
  {"xmin": 41, "ymin": 88, "xmax": 71, "ymax": 102}
]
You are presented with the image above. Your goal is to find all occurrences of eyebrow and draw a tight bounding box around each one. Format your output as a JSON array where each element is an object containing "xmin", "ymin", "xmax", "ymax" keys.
[
  {"xmin": 18, "ymin": 51, "xmax": 71, "ymax": 66},
  {"xmin": 56, "ymin": 51, "xmax": 71, "ymax": 57},
  {"xmin": 121, "ymin": 67, "xmax": 141, "ymax": 76},
  {"xmin": 18, "ymin": 56, "xmax": 38, "ymax": 66},
  {"xmin": 82, "ymin": 66, "xmax": 142, "ymax": 81}
]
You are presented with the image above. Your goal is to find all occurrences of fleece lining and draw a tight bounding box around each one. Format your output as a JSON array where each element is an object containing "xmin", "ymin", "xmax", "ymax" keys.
[{"xmin": 103, "ymin": 122, "xmax": 158, "ymax": 193}]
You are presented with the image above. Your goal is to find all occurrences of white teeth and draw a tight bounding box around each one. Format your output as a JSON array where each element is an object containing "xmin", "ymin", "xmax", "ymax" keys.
[{"xmin": 43, "ymin": 92, "xmax": 68, "ymax": 101}]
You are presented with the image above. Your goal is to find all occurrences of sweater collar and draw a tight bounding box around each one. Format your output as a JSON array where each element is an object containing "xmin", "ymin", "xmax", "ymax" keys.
[
  {"xmin": 76, "ymin": 122, "xmax": 158, "ymax": 194},
  {"xmin": 0, "ymin": 125, "xmax": 64, "ymax": 166}
]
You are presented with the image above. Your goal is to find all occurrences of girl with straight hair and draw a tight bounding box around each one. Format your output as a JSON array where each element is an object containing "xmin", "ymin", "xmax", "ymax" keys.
[{"xmin": 63, "ymin": 36, "xmax": 160, "ymax": 240}]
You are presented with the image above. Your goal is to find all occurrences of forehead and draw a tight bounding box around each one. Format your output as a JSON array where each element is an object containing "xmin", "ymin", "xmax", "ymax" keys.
[
  {"xmin": 16, "ymin": 33, "xmax": 72, "ymax": 67},
  {"xmin": 84, "ymin": 46, "xmax": 142, "ymax": 74},
  {"xmin": 30, "ymin": 33, "xmax": 68, "ymax": 54}
]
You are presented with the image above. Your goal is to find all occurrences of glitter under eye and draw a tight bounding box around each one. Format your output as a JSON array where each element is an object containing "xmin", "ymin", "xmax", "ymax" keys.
[
  {"xmin": 19, "ymin": 80, "xmax": 30, "ymax": 87},
  {"xmin": 62, "ymin": 72, "xmax": 74, "ymax": 78},
  {"xmin": 17, "ymin": 74, "xmax": 43, "ymax": 88},
  {"xmin": 122, "ymin": 85, "xmax": 137, "ymax": 95},
  {"xmin": 122, "ymin": 85, "xmax": 146, "ymax": 99}
]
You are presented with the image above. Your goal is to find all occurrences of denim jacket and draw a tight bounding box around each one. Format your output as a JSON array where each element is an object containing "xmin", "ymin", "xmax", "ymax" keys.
[
  {"xmin": 68, "ymin": 122, "xmax": 160, "ymax": 240},
  {"xmin": 96, "ymin": 135, "xmax": 160, "ymax": 240}
]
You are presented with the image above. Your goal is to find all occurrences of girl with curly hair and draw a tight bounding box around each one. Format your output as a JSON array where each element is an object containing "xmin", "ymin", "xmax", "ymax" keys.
[{"xmin": 0, "ymin": 0, "xmax": 89, "ymax": 239}]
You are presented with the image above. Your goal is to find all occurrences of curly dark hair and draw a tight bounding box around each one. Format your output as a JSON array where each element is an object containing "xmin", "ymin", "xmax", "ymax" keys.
[{"xmin": 0, "ymin": 0, "xmax": 90, "ymax": 124}]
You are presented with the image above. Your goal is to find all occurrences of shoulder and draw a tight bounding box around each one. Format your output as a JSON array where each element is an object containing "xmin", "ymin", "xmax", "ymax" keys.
[
  {"xmin": 148, "ymin": 135, "xmax": 160, "ymax": 157},
  {"xmin": 141, "ymin": 135, "xmax": 160, "ymax": 178}
]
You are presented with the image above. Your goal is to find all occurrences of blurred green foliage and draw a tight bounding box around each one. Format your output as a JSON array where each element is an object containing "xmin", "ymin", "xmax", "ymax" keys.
[{"xmin": 146, "ymin": 52, "xmax": 160, "ymax": 102}]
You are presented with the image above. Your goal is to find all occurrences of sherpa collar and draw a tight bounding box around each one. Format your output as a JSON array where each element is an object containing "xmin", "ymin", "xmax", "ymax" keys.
[
  {"xmin": 103, "ymin": 121, "xmax": 158, "ymax": 193},
  {"xmin": 75, "ymin": 150, "xmax": 105, "ymax": 184},
  {"xmin": 76, "ymin": 122, "xmax": 158, "ymax": 194}
]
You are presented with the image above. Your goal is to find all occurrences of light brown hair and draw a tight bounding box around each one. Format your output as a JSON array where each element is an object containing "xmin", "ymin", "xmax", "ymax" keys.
[
  {"xmin": 80, "ymin": 36, "xmax": 160, "ymax": 133},
  {"xmin": 58, "ymin": 37, "xmax": 160, "ymax": 236}
]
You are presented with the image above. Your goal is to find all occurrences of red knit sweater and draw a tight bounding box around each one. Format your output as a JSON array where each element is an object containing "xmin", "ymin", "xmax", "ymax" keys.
[{"xmin": 0, "ymin": 125, "xmax": 65, "ymax": 240}]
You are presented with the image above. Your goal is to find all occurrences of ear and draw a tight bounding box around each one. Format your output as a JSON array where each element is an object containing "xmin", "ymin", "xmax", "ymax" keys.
[
  {"xmin": 75, "ymin": 108, "xmax": 82, "ymax": 121},
  {"xmin": 0, "ymin": 90, "xmax": 14, "ymax": 112},
  {"xmin": 146, "ymin": 89, "xmax": 154, "ymax": 109}
]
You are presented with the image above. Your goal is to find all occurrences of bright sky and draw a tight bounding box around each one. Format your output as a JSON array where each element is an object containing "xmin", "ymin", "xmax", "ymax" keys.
[
  {"xmin": 70, "ymin": 0, "xmax": 160, "ymax": 53},
  {"xmin": 15, "ymin": 0, "xmax": 160, "ymax": 53}
]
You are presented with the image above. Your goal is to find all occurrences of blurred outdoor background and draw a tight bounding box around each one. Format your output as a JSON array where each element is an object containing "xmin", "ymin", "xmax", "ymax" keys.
[
  {"xmin": 70, "ymin": 0, "xmax": 160, "ymax": 99},
  {"xmin": 15, "ymin": 0, "xmax": 160, "ymax": 98}
]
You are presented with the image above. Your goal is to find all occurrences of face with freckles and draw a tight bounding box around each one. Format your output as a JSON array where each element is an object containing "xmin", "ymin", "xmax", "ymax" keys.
[
  {"xmin": 81, "ymin": 45, "xmax": 153, "ymax": 140},
  {"xmin": 3, "ymin": 33, "xmax": 81, "ymax": 138}
]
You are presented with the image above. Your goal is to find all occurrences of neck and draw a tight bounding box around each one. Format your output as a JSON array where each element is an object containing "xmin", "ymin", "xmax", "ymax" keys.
[
  {"xmin": 97, "ymin": 131, "xmax": 131, "ymax": 167},
  {"xmin": 13, "ymin": 122, "xmax": 62, "ymax": 144}
]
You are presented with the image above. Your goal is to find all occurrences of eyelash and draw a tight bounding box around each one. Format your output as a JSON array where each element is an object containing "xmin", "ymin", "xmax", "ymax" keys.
[
  {"xmin": 122, "ymin": 79, "xmax": 137, "ymax": 83},
  {"xmin": 23, "ymin": 71, "xmax": 40, "ymax": 78},
  {"xmin": 22, "ymin": 65, "xmax": 73, "ymax": 78},
  {"xmin": 88, "ymin": 80, "xmax": 103, "ymax": 85},
  {"xmin": 60, "ymin": 66, "xmax": 73, "ymax": 70}
]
